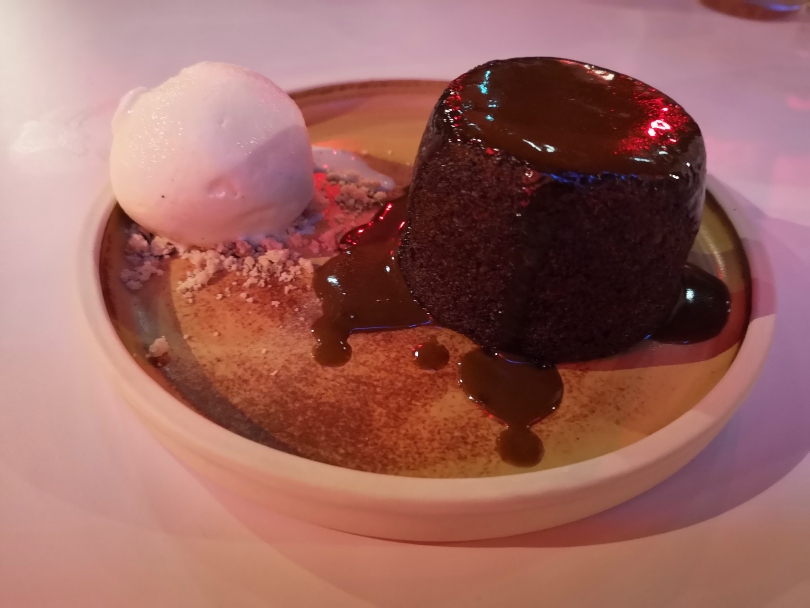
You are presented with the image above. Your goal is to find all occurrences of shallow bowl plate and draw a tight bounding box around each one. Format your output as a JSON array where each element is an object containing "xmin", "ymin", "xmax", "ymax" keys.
[{"xmin": 77, "ymin": 80, "xmax": 775, "ymax": 541}]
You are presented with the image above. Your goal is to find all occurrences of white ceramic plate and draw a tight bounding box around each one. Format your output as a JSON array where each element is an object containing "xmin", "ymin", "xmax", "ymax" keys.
[{"xmin": 77, "ymin": 80, "xmax": 775, "ymax": 541}]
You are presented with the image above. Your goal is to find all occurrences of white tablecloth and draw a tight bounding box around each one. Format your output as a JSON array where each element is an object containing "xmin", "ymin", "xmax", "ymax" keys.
[{"xmin": 1, "ymin": 1, "xmax": 808, "ymax": 605}]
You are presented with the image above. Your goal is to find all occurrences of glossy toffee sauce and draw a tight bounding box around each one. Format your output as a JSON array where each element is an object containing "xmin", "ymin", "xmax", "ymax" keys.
[
  {"xmin": 412, "ymin": 336, "xmax": 450, "ymax": 371},
  {"xmin": 442, "ymin": 57, "xmax": 702, "ymax": 178},
  {"xmin": 312, "ymin": 193, "xmax": 730, "ymax": 467},
  {"xmin": 311, "ymin": 197, "xmax": 429, "ymax": 367},
  {"xmin": 459, "ymin": 349, "xmax": 562, "ymax": 466},
  {"xmin": 653, "ymin": 264, "xmax": 731, "ymax": 344}
]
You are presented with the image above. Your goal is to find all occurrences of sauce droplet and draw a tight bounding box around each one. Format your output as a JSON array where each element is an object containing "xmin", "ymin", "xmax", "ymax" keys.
[
  {"xmin": 458, "ymin": 349, "xmax": 563, "ymax": 467},
  {"xmin": 311, "ymin": 194, "xmax": 430, "ymax": 366},
  {"xmin": 412, "ymin": 336, "xmax": 450, "ymax": 370},
  {"xmin": 653, "ymin": 263, "xmax": 731, "ymax": 344}
]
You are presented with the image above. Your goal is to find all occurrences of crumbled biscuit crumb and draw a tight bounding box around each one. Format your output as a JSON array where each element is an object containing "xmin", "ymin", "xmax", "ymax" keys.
[
  {"xmin": 126, "ymin": 233, "xmax": 149, "ymax": 254},
  {"xmin": 120, "ymin": 168, "xmax": 389, "ymax": 308},
  {"xmin": 146, "ymin": 336, "xmax": 169, "ymax": 359}
]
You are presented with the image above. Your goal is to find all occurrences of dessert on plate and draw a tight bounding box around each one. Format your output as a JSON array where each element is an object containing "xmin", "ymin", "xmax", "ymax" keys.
[{"xmin": 106, "ymin": 59, "xmax": 732, "ymax": 471}]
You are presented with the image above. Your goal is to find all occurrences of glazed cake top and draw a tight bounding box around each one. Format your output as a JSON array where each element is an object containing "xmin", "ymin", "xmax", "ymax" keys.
[{"xmin": 437, "ymin": 57, "xmax": 703, "ymax": 176}]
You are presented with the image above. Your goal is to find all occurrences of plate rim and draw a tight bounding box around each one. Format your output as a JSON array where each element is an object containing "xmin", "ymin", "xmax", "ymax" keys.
[{"xmin": 76, "ymin": 80, "xmax": 776, "ymax": 513}]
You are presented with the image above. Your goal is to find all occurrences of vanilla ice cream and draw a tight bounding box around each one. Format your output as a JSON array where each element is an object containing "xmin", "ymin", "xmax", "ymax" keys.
[{"xmin": 110, "ymin": 62, "xmax": 314, "ymax": 246}]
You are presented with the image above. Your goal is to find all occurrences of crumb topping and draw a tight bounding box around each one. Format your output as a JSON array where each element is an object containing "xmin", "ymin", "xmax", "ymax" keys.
[
  {"xmin": 119, "ymin": 171, "xmax": 388, "ymax": 299},
  {"xmin": 146, "ymin": 336, "xmax": 169, "ymax": 358}
]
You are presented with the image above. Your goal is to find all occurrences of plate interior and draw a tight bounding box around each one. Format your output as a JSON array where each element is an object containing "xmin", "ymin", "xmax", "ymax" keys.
[{"xmin": 100, "ymin": 80, "xmax": 751, "ymax": 478}]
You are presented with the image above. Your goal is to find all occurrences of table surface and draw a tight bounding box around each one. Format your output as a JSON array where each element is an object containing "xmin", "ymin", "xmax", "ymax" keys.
[{"xmin": 1, "ymin": 1, "xmax": 809, "ymax": 606}]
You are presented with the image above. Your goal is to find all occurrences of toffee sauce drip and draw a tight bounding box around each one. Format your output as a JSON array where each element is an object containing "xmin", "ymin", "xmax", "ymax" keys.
[
  {"xmin": 412, "ymin": 336, "xmax": 450, "ymax": 371},
  {"xmin": 311, "ymin": 195, "xmax": 731, "ymax": 467},
  {"xmin": 458, "ymin": 349, "xmax": 563, "ymax": 467},
  {"xmin": 311, "ymin": 196, "xmax": 429, "ymax": 366},
  {"xmin": 653, "ymin": 263, "xmax": 731, "ymax": 344}
]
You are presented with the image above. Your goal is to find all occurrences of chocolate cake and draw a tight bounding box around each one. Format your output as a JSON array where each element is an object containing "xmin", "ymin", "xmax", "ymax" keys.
[{"xmin": 399, "ymin": 57, "xmax": 706, "ymax": 363}]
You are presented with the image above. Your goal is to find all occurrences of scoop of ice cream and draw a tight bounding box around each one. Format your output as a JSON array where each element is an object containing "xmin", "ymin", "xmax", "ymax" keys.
[{"xmin": 110, "ymin": 62, "xmax": 314, "ymax": 247}]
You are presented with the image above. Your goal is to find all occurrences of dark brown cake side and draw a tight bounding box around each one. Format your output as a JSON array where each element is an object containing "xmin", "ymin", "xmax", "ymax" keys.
[{"xmin": 399, "ymin": 58, "xmax": 706, "ymax": 363}]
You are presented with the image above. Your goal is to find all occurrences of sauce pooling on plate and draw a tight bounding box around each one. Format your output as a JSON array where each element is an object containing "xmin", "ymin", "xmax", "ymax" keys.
[
  {"xmin": 311, "ymin": 195, "xmax": 429, "ymax": 367},
  {"xmin": 311, "ymin": 190, "xmax": 731, "ymax": 466},
  {"xmin": 458, "ymin": 349, "xmax": 563, "ymax": 467},
  {"xmin": 653, "ymin": 264, "xmax": 731, "ymax": 344}
]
